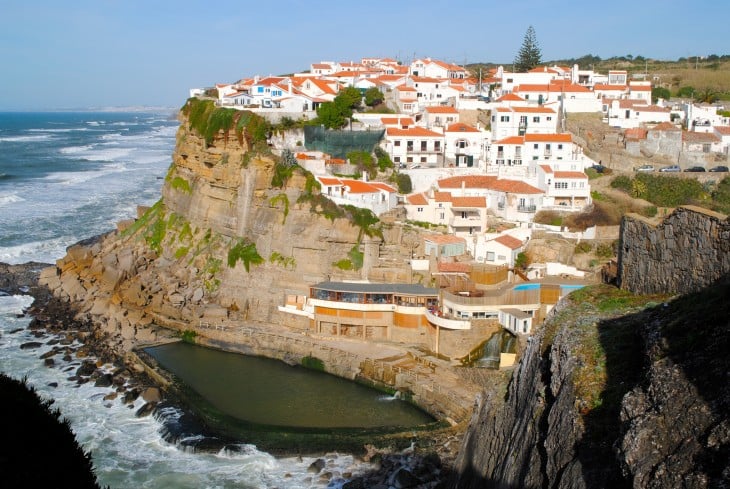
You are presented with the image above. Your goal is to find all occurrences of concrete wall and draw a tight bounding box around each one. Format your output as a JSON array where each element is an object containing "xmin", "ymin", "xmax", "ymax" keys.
[{"xmin": 618, "ymin": 206, "xmax": 730, "ymax": 294}]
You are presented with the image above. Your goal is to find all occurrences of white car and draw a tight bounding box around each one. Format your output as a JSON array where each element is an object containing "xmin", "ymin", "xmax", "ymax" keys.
[{"xmin": 635, "ymin": 165, "xmax": 654, "ymax": 173}]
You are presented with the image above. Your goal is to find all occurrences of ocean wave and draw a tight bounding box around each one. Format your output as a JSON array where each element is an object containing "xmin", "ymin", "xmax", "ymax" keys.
[
  {"xmin": 59, "ymin": 144, "xmax": 94, "ymax": 154},
  {"xmin": 0, "ymin": 134, "xmax": 53, "ymax": 143},
  {"xmin": 0, "ymin": 193, "xmax": 25, "ymax": 206}
]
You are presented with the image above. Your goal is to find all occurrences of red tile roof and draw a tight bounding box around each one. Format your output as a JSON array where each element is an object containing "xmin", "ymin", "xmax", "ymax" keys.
[
  {"xmin": 386, "ymin": 127, "xmax": 443, "ymax": 137},
  {"xmin": 451, "ymin": 196, "xmax": 486, "ymax": 208},
  {"xmin": 494, "ymin": 234, "xmax": 524, "ymax": 250},
  {"xmin": 446, "ymin": 123, "xmax": 480, "ymax": 133},
  {"xmin": 651, "ymin": 122, "xmax": 680, "ymax": 131},
  {"xmin": 715, "ymin": 126, "xmax": 730, "ymax": 136},
  {"xmin": 524, "ymin": 133, "xmax": 572, "ymax": 142},
  {"xmin": 438, "ymin": 176, "xmax": 542, "ymax": 195},
  {"xmin": 494, "ymin": 136, "xmax": 525, "ymax": 145},
  {"xmin": 496, "ymin": 93, "xmax": 525, "ymax": 102},
  {"xmin": 406, "ymin": 193, "xmax": 428, "ymax": 205},
  {"xmin": 540, "ymin": 164, "xmax": 553, "ymax": 173},
  {"xmin": 624, "ymin": 128, "xmax": 648, "ymax": 140},
  {"xmin": 434, "ymin": 191, "xmax": 452, "ymax": 202},
  {"xmin": 683, "ymin": 132, "xmax": 720, "ymax": 143},
  {"xmin": 425, "ymin": 106, "xmax": 459, "ymax": 113}
]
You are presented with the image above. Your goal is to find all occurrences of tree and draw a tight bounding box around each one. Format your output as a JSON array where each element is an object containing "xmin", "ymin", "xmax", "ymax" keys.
[
  {"xmin": 315, "ymin": 101, "xmax": 349, "ymax": 129},
  {"xmin": 336, "ymin": 86, "xmax": 363, "ymax": 110},
  {"xmin": 364, "ymin": 87, "xmax": 384, "ymax": 107},
  {"xmin": 651, "ymin": 87, "xmax": 671, "ymax": 103},
  {"xmin": 514, "ymin": 25, "xmax": 542, "ymax": 72}
]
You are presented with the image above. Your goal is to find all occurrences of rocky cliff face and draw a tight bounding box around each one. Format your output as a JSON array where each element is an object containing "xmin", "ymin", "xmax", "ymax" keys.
[
  {"xmin": 40, "ymin": 108, "xmax": 413, "ymax": 352},
  {"xmin": 450, "ymin": 281, "xmax": 729, "ymax": 488}
]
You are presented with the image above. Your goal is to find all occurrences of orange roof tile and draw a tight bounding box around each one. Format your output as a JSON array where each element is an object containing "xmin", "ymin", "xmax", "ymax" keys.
[
  {"xmin": 386, "ymin": 127, "xmax": 444, "ymax": 137},
  {"xmin": 524, "ymin": 133, "xmax": 572, "ymax": 142},
  {"xmin": 451, "ymin": 196, "xmax": 486, "ymax": 208},
  {"xmin": 425, "ymin": 106, "xmax": 458, "ymax": 113},
  {"xmin": 438, "ymin": 175, "xmax": 542, "ymax": 194},
  {"xmin": 511, "ymin": 106, "xmax": 556, "ymax": 114},
  {"xmin": 651, "ymin": 122, "xmax": 680, "ymax": 131},
  {"xmin": 434, "ymin": 191, "xmax": 452, "ymax": 202},
  {"xmin": 540, "ymin": 164, "xmax": 553, "ymax": 173},
  {"xmin": 494, "ymin": 136, "xmax": 524, "ymax": 145},
  {"xmin": 369, "ymin": 182, "xmax": 397, "ymax": 193},
  {"xmin": 514, "ymin": 84, "xmax": 549, "ymax": 92},
  {"xmin": 446, "ymin": 123, "xmax": 480, "ymax": 133},
  {"xmin": 715, "ymin": 126, "xmax": 730, "ymax": 136},
  {"xmin": 494, "ymin": 235, "xmax": 524, "ymax": 250},
  {"xmin": 594, "ymin": 84, "xmax": 627, "ymax": 91},
  {"xmin": 624, "ymin": 128, "xmax": 648, "ymax": 140},
  {"xmin": 319, "ymin": 177, "xmax": 341, "ymax": 186},
  {"xmin": 496, "ymin": 93, "xmax": 525, "ymax": 102},
  {"xmin": 406, "ymin": 193, "xmax": 428, "ymax": 205}
]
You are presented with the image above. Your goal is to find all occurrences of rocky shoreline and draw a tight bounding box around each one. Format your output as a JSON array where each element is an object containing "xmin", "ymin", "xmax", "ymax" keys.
[{"xmin": 2, "ymin": 261, "xmax": 455, "ymax": 488}]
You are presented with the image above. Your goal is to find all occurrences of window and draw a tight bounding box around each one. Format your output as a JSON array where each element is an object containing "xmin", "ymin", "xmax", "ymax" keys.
[
  {"xmin": 547, "ymin": 116, "xmax": 552, "ymax": 121},
  {"xmin": 506, "ymin": 78, "xmax": 513, "ymax": 83},
  {"xmin": 421, "ymin": 141, "xmax": 427, "ymax": 151},
  {"xmin": 406, "ymin": 141, "xmax": 413, "ymax": 151},
  {"xmin": 407, "ymin": 157, "xmax": 413, "ymax": 162},
  {"xmin": 486, "ymin": 252, "xmax": 495, "ymax": 261},
  {"xmin": 394, "ymin": 156, "xmax": 400, "ymax": 162},
  {"xmin": 417, "ymin": 207, "xmax": 423, "ymax": 212},
  {"xmin": 439, "ymin": 212, "xmax": 445, "ymax": 220},
  {"xmin": 394, "ymin": 140, "xmax": 401, "ymax": 146},
  {"xmin": 421, "ymin": 157, "xmax": 426, "ymax": 163},
  {"xmin": 533, "ymin": 143, "xmax": 539, "ymax": 149},
  {"xmin": 555, "ymin": 182, "xmax": 568, "ymax": 189},
  {"xmin": 500, "ymin": 116, "xmax": 510, "ymax": 122},
  {"xmin": 434, "ymin": 141, "xmax": 441, "ymax": 152},
  {"xmin": 558, "ymin": 144, "xmax": 563, "ymax": 150},
  {"xmin": 533, "ymin": 116, "xmax": 540, "ymax": 123}
]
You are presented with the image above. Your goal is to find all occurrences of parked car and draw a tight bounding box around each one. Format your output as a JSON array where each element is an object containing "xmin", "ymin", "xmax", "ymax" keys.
[
  {"xmin": 635, "ymin": 165, "xmax": 654, "ymax": 173},
  {"xmin": 659, "ymin": 165, "xmax": 681, "ymax": 172},
  {"xmin": 709, "ymin": 165, "xmax": 729, "ymax": 172},
  {"xmin": 589, "ymin": 164, "xmax": 606, "ymax": 173},
  {"xmin": 684, "ymin": 166, "xmax": 706, "ymax": 172}
]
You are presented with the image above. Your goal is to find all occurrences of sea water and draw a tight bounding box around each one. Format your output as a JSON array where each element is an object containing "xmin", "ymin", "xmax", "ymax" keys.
[{"xmin": 0, "ymin": 111, "xmax": 370, "ymax": 488}]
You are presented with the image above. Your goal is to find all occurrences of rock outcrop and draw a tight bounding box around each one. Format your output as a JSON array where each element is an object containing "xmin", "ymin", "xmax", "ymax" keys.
[
  {"xmin": 450, "ymin": 281, "xmax": 730, "ymax": 488},
  {"xmin": 39, "ymin": 106, "xmax": 416, "ymax": 355}
]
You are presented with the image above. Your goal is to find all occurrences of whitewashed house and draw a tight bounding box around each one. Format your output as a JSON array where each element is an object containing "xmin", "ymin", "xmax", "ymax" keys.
[
  {"xmin": 444, "ymin": 122, "xmax": 487, "ymax": 168},
  {"xmin": 490, "ymin": 106, "xmax": 558, "ymax": 140},
  {"xmin": 423, "ymin": 106, "xmax": 459, "ymax": 128},
  {"xmin": 383, "ymin": 126, "xmax": 445, "ymax": 168},
  {"xmin": 317, "ymin": 176, "xmax": 398, "ymax": 215},
  {"xmin": 536, "ymin": 165, "xmax": 591, "ymax": 210}
]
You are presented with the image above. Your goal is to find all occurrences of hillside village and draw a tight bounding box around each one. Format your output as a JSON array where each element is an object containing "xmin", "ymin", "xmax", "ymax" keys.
[{"xmin": 187, "ymin": 56, "xmax": 730, "ymax": 363}]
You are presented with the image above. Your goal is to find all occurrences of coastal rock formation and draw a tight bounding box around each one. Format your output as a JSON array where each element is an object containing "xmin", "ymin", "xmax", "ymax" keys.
[
  {"xmin": 39, "ymin": 106, "xmax": 415, "ymax": 353},
  {"xmin": 450, "ymin": 281, "xmax": 730, "ymax": 488}
]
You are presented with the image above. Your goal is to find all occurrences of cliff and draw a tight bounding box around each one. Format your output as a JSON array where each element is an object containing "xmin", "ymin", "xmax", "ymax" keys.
[
  {"xmin": 39, "ymin": 102, "xmax": 414, "ymax": 352},
  {"xmin": 450, "ymin": 280, "xmax": 730, "ymax": 488}
]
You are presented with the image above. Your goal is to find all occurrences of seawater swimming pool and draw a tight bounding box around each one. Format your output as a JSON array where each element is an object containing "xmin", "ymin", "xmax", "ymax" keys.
[{"xmin": 513, "ymin": 283, "xmax": 586, "ymax": 291}]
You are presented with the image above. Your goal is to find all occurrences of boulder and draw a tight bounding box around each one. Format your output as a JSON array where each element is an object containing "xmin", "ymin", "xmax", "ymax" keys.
[{"xmin": 141, "ymin": 387, "xmax": 161, "ymax": 403}]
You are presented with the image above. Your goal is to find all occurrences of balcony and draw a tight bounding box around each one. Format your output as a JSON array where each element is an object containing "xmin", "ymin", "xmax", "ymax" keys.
[
  {"xmin": 407, "ymin": 147, "xmax": 442, "ymax": 154},
  {"xmin": 517, "ymin": 205, "xmax": 537, "ymax": 213},
  {"xmin": 424, "ymin": 310, "xmax": 471, "ymax": 330}
]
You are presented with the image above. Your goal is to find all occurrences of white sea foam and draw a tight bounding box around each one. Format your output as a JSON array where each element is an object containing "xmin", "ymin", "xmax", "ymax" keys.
[
  {"xmin": 59, "ymin": 144, "xmax": 94, "ymax": 154},
  {"xmin": 0, "ymin": 134, "xmax": 53, "ymax": 143},
  {"xmin": 0, "ymin": 305, "xmax": 371, "ymax": 488},
  {"xmin": 0, "ymin": 237, "xmax": 71, "ymax": 264},
  {"xmin": 0, "ymin": 192, "xmax": 25, "ymax": 206}
]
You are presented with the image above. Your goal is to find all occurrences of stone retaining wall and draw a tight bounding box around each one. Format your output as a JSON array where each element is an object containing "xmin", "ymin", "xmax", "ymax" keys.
[{"xmin": 618, "ymin": 205, "xmax": 730, "ymax": 295}]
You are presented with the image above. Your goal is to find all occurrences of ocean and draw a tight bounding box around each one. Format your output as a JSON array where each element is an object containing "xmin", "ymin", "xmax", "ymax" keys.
[{"xmin": 0, "ymin": 111, "xmax": 366, "ymax": 488}]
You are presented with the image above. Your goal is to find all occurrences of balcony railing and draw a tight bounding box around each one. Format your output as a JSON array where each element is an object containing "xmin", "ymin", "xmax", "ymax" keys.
[
  {"xmin": 407, "ymin": 148, "xmax": 442, "ymax": 154},
  {"xmin": 517, "ymin": 205, "xmax": 537, "ymax": 213}
]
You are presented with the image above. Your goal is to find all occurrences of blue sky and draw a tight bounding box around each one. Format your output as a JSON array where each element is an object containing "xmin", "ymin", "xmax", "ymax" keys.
[{"xmin": 1, "ymin": 0, "xmax": 727, "ymax": 110}]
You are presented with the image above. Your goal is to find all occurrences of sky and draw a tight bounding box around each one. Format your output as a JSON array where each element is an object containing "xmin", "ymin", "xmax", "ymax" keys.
[{"xmin": 1, "ymin": 0, "xmax": 728, "ymax": 111}]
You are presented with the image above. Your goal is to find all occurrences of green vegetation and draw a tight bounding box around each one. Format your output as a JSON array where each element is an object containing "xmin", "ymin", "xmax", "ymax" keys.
[
  {"xmin": 611, "ymin": 173, "xmax": 709, "ymax": 208},
  {"xmin": 364, "ymin": 87, "xmax": 384, "ymax": 107},
  {"xmin": 174, "ymin": 246, "xmax": 189, "ymax": 259},
  {"xmin": 271, "ymin": 149, "xmax": 298, "ymax": 188},
  {"xmin": 313, "ymin": 87, "xmax": 362, "ymax": 129},
  {"xmin": 347, "ymin": 150, "xmax": 377, "ymax": 179},
  {"xmin": 574, "ymin": 242, "xmax": 593, "ymax": 254},
  {"xmin": 514, "ymin": 25, "xmax": 542, "ymax": 72},
  {"xmin": 269, "ymin": 251, "xmax": 296, "ymax": 269},
  {"xmin": 533, "ymin": 210, "xmax": 563, "ymax": 227},
  {"xmin": 301, "ymin": 355, "xmax": 325, "ymax": 371},
  {"xmin": 269, "ymin": 193, "xmax": 290, "ymax": 223},
  {"xmin": 182, "ymin": 97, "xmax": 270, "ymax": 147},
  {"xmin": 394, "ymin": 172, "xmax": 412, "ymax": 194},
  {"xmin": 170, "ymin": 176, "xmax": 192, "ymax": 195},
  {"xmin": 374, "ymin": 147, "xmax": 393, "ymax": 172},
  {"xmin": 203, "ymin": 256, "xmax": 222, "ymax": 292},
  {"xmin": 227, "ymin": 239, "xmax": 264, "ymax": 272},
  {"xmin": 180, "ymin": 329, "xmax": 198, "ymax": 344}
]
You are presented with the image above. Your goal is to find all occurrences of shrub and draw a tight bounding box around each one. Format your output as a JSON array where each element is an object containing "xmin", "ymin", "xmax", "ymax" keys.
[
  {"xmin": 395, "ymin": 173, "xmax": 413, "ymax": 194},
  {"xmin": 180, "ymin": 329, "xmax": 197, "ymax": 344},
  {"xmin": 610, "ymin": 175, "xmax": 632, "ymax": 192},
  {"xmin": 170, "ymin": 176, "xmax": 192, "ymax": 194},
  {"xmin": 575, "ymin": 242, "xmax": 593, "ymax": 254},
  {"xmin": 533, "ymin": 210, "xmax": 563, "ymax": 227},
  {"xmin": 642, "ymin": 205, "xmax": 658, "ymax": 217},
  {"xmin": 227, "ymin": 239, "xmax": 264, "ymax": 272},
  {"xmin": 301, "ymin": 355, "xmax": 325, "ymax": 371}
]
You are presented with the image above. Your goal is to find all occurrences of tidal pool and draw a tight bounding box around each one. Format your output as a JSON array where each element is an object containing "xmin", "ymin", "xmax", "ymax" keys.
[{"xmin": 146, "ymin": 342, "xmax": 434, "ymax": 430}]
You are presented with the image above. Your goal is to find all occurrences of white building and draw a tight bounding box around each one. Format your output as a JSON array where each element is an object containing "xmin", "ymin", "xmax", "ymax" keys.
[{"xmin": 317, "ymin": 176, "xmax": 398, "ymax": 216}]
